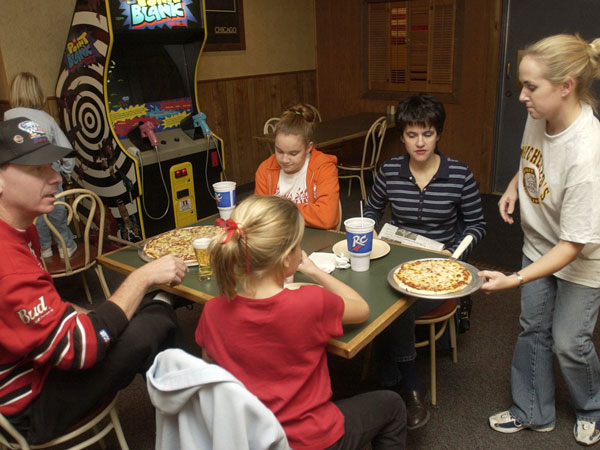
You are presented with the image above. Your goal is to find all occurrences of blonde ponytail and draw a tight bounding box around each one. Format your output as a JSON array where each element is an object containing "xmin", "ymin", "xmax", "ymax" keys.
[{"xmin": 210, "ymin": 195, "xmax": 304, "ymax": 299}]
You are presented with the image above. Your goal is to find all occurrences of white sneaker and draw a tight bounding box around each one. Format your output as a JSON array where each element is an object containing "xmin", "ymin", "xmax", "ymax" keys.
[
  {"xmin": 40, "ymin": 247, "xmax": 53, "ymax": 259},
  {"xmin": 489, "ymin": 410, "xmax": 554, "ymax": 434},
  {"xmin": 574, "ymin": 419, "xmax": 600, "ymax": 446},
  {"xmin": 58, "ymin": 242, "xmax": 78, "ymax": 259}
]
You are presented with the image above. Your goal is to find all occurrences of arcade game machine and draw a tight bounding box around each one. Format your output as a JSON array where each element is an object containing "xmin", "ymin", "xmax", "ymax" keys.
[{"xmin": 55, "ymin": 0, "xmax": 225, "ymax": 240}]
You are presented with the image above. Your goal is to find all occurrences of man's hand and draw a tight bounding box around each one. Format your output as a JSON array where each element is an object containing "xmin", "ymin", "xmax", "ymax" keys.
[
  {"xmin": 136, "ymin": 255, "xmax": 189, "ymax": 287},
  {"xmin": 109, "ymin": 255, "xmax": 189, "ymax": 319}
]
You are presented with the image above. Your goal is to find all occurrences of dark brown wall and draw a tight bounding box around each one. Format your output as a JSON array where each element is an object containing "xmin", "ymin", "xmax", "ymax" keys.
[
  {"xmin": 196, "ymin": 70, "xmax": 316, "ymax": 185},
  {"xmin": 315, "ymin": 0, "xmax": 503, "ymax": 193}
]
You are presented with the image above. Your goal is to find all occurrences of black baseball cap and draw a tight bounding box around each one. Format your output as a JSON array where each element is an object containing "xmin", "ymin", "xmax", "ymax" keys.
[{"xmin": 0, "ymin": 117, "xmax": 74, "ymax": 165}]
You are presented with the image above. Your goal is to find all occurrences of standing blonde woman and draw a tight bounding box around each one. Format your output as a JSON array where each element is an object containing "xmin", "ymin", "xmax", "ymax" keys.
[
  {"xmin": 480, "ymin": 34, "xmax": 600, "ymax": 446},
  {"xmin": 255, "ymin": 104, "xmax": 340, "ymax": 229},
  {"xmin": 4, "ymin": 72, "xmax": 77, "ymax": 259}
]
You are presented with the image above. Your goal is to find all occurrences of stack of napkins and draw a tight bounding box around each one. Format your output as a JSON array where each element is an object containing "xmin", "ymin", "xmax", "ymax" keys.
[{"xmin": 308, "ymin": 252, "xmax": 350, "ymax": 273}]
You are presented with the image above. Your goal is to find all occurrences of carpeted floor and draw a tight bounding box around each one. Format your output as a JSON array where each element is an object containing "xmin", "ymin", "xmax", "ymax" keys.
[{"xmin": 53, "ymin": 183, "xmax": 595, "ymax": 449}]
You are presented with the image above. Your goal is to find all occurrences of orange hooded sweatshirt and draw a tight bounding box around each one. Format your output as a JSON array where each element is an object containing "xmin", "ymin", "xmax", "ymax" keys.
[{"xmin": 254, "ymin": 149, "xmax": 340, "ymax": 229}]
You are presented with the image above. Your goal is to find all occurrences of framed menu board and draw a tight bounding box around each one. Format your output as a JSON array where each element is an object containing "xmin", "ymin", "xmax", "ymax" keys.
[{"xmin": 204, "ymin": 0, "xmax": 245, "ymax": 51}]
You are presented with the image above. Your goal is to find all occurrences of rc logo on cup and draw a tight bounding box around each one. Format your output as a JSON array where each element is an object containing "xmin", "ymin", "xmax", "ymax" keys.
[
  {"xmin": 351, "ymin": 234, "xmax": 372, "ymax": 253},
  {"xmin": 215, "ymin": 190, "xmax": 235, "ymax": 208}
]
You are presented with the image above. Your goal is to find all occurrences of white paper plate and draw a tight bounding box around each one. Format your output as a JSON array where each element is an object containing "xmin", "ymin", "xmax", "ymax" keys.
[{"xmin": 332, "ymin": 239, "xmax": 391, "ymax": 260}]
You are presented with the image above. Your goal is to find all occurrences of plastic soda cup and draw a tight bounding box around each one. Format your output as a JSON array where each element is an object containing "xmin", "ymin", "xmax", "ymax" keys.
[{"xmin": 344, "ymin": 217, "xmax": 375, "ymax": 272}]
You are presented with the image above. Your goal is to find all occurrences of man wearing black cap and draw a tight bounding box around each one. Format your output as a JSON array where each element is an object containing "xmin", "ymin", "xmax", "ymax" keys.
[{"xmin": 0, "ymin": 118, "xmax": 189, "ymax": 444}]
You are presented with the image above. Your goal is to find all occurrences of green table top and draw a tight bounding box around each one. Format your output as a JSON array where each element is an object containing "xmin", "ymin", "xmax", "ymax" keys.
[{"xmin": 98, "ymin": 216, "xmax": 443, "ymax": 358}]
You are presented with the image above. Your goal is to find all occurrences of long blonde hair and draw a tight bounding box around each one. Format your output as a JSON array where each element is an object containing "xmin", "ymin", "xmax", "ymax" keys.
[
  {"xmin": 274, "ymin": 103, "xmax": 317, "ymax": 145},
  {"xmin": 523, "ymin": 34, "xmax": 600, "ymax": 110},
  {"xmin": 210, "ymin": 195, "xmax": 305, "ymax": 299},
  {"xmin": 9, "ymin": 72, "xmax": 45, "ymax": 110}
]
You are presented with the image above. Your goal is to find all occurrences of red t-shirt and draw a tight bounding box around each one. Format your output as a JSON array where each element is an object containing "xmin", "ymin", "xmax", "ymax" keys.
[{"xmin": 195, "ymin": 285, "xmax": 345, "ymax": 450}]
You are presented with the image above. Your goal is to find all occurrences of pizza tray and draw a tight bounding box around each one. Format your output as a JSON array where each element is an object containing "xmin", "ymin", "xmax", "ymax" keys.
[
  {"xmin": 387, "ymin": 258, "xmax": 483, "ymax": 300},
  {"xmin": 137, "ymin": 225, "xmax": 219, "ymax": 267},
  {"xmin": 138, "ymin": 247, "xmax": 199, "ymax": 267}
]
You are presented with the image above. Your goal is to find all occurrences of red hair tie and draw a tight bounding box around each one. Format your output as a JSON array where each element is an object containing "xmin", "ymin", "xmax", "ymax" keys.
[{"xmin": 216, "ymin": 218, "xmax": 250, "ymax": 275}]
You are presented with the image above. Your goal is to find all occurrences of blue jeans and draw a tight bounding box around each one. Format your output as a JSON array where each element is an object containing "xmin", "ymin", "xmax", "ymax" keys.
[
  {"xmin": 510, "ymin": 255, "xmax": 600, "ymax": 427},
  {"xmin": 36, "ymin": 183, "xmax": 75, "ymax": 250},
  {"xmin": 375, "ymin": 299, "xmax": 440, "ymax": 386}
]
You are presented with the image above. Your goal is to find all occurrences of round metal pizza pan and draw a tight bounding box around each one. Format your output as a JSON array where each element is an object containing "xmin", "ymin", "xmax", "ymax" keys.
[
  {"xmin": 138, "ymin": 247, "xmax": 199, "ymax": 267},
  {"xmin": 387, "ymin": 258, "xmax": 483, "ymax": 300},
  {"xmin": 137, "ymin": 225, "xmax": 220, "ymax": 267}
]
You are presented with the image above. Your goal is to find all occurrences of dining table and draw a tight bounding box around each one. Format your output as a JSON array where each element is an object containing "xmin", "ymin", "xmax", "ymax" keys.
[
  {"xmin": 96, "ymin": 215, "xmax": 445, "ymax": 359},
  {"xmin": 254, "ymin": 112, "xmax": 395, "ymax": 150}
]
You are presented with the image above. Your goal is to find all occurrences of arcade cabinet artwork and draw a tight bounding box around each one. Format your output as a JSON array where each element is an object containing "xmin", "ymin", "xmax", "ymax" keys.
[{"xmin": 56, "ymin": 0, "xmax": 225, "ymax": 241}]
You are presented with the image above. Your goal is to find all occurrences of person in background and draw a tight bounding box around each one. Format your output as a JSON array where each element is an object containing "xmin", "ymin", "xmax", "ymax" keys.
[
  {"xmin": 0, "ymin": 117, "xmax": 188, "ymax": 444},
  {"xmin": 195, "ymin": 195, "xmax": 406, "ymax": 450},
  {"xmin": 4, "ymin": 72, "xmax": 77, "ymax": 259},
  {"xmin": 255, "ymin": 103, "xmax": 340, "ymax": 229},
  {"xmin": 480, "ymin": 34, "xmax": 600, "ymax": 447},
  {"xmin": 364, "ymin": 93, "xmax": 487, "ymax": 429}
]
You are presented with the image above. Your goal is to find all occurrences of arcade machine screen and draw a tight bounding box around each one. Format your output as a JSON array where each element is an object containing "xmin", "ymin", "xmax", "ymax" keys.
[{"xmin": 107, "ymin": 43, "xmax": 192, "ymax": 140}]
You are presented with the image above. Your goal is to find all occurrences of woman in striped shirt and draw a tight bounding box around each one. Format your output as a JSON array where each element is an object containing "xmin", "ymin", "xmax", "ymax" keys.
[{"xmin": 366, "ymin": 93, "xmax": 487, "ymax": 430}]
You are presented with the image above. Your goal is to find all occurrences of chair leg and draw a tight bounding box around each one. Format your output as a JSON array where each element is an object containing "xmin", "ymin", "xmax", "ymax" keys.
[
  {"xmin": 450, "ymin": 315, "xmax": 458, "ymax": 363},
  {"xmin": 81, "ymin": 273, "xmax": 93, "ymax": 304},
  {"xmin": 429, "ymin": 323, "xmax": 437, "ymax": 406},
  {"xmin": 347, "ymin": 178, "xmax": 352, "ymax": 197},
  {"xmin": 109, "ymin": 406, "xmax": 130, "ymax": 450},
  {"xmin": 95, "ymin": 265, "xmax": 112, "ymax": 300},
  {"xmin": 359, "ymin": 174, "xmax": 367, "ymax": 203},
  {"xmin": 93, "ymin": 424, "xmax": 108, "ymax": 450}
]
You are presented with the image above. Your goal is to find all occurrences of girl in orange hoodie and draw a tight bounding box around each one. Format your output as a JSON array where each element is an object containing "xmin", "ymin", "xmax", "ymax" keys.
[{"xmin": 255, "ymin": 104, "xmax": 340, "ymax": 229}]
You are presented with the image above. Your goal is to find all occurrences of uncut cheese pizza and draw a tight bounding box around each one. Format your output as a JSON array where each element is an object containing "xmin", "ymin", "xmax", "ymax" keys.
[
  {"xmin": 142, "ymin": 225, "xmax": 221, "ymax": 264},
  {"xmin": 392, "ymin": 258, "xmax": 473, "ymax": 296}
]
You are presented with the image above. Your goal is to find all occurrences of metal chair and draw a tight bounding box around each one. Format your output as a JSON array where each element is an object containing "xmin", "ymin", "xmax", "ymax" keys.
[
  {"xmin": 0, "ymin": 393, "xmax": 129, "ymax": 450},
  {"xmin": 336, "ymin": 116, "xmax": 387, "ymax": 202},
  {"xmin": 263, "ymin": 117, "xmax": 280, "ymax": 154},
  {"xmin": 37, "ymin": 188, "xmax": 111, "ymax": 303},
  {"xmin": 414, "ymin": 299, "xmax": 459, "ymax": 405},
  {"xmin": 335, "ymin": 200, "xmax": 343, "ymax": 231},
  {"xmin": 305, "ymin": 103, "xmax": 322, "ymax": 122}
]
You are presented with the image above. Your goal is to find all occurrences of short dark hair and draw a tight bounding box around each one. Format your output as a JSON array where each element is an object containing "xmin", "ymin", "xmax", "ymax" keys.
[{"xmin": 396, "ymin": 93, "xmax": 446, "ymax": 134}]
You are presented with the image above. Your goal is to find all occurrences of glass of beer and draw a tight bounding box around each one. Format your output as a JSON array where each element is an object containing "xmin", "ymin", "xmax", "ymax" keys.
[{"xmin": 193, "ymin": 238, "xmax": 212, "ymax": 281}]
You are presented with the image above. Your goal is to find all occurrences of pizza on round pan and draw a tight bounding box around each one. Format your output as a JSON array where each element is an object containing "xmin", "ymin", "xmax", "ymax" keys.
[
  {"xmin": 392, "ymin": 258, "xmax": 472, "ymax": 296},
  {"xmin": 142, "ymin": 225, "xmax": 221, "ymax": 264}
]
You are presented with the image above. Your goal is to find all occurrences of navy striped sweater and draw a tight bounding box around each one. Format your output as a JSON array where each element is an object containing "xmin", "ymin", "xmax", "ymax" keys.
[{"xmin": 364, "ymin": 153, "xmax": 487, "ymax": 258}]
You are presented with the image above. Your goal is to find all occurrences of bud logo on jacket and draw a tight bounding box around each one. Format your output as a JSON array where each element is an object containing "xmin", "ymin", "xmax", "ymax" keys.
[{"xmin": 16, "ymin": 296, "xmax": 52, "ymax": 324}]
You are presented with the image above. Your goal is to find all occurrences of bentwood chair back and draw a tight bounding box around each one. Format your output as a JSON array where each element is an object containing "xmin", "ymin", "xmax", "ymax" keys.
[
  {"xmin": 0, "ymin": 393, "xmax": 129, "ymax": 450},
  {"xmin": 37, "ymin": 188, "xmax": 111, "ymax": 303},
  {"xmin": 415, "ymin": 299, "xmax": 459, "ymax": 405},
  {"xmin": 336, "ymin": 116, "xmax": 387, "ymax": 202},
  {"xmin": 263, "ymin": 117, "xmax": 280, "ymax": 155},
  {"xmin": 305, "ymin": 104, "xmax": 322, "ymax": 122},
  {"xmin": 335, "ymin": 200, "xmax": 343, "ymax": 232}
]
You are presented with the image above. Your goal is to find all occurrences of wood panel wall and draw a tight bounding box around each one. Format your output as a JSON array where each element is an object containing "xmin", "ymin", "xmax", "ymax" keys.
[
  {"xmin": 314, "ymin": 0, "xmax": 503, "ymax": 193},
  {"xmin": 196, "ymin": 70, "xmax": 317, "ymax": 185}
]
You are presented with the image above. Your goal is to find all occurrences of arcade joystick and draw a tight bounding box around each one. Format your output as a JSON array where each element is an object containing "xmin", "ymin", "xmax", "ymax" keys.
[{"xmin": 139, "ymin": 121, "xmax": 158, "ymax": 148}]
